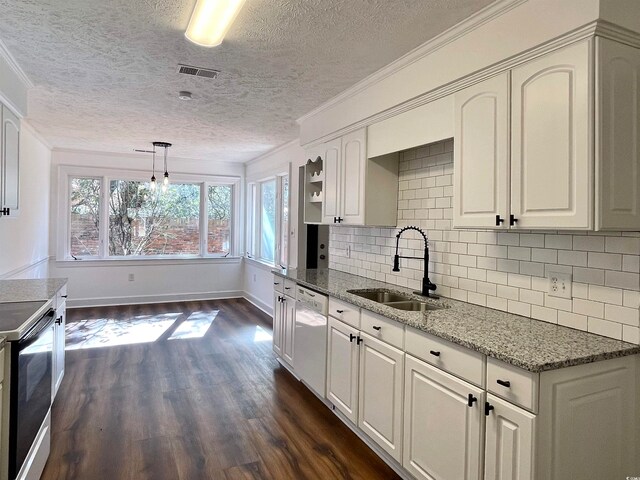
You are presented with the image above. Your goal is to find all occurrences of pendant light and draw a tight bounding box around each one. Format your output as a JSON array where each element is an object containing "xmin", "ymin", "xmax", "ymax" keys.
[
  {"xmin": 150, "ymin": 148, "xmax": 157, "ymax": 191},
  {"xmin": 152, "ymin": 142, "xmax": 172, "ymax": 193}
]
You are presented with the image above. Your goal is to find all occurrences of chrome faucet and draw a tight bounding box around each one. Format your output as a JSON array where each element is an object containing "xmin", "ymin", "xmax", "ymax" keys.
[{"xmin": 392, "ymin": 226, "xmax": 437, "ymax": 297}]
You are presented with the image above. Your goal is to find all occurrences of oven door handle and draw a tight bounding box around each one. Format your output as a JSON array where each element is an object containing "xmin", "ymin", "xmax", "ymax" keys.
[{"xmin": 20, "ymin": 309, "xmax": 55, "ymax": 344}]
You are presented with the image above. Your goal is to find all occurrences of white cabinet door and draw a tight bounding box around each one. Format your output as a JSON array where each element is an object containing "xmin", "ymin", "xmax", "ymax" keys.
[
  {"xmin": 272, "ymin": 293, "xmax": 283, "ymax": 357},
  {"xmin": 511, "ymin": 40, "xmax": 592, "ymax": 229},
  {"xmin": 454, "ymin": 73, "xmax": 510, "ymax": 229},
  {"xmin": 358, "ymin": 332, "xmax": 404, "ymax": 463},
  {"xmin": 282, "ymin": 295, "xmax": 295, "ymax": 366},
  {"xmin": 596, "ymin": 37, "xmax": 640, "ymax": 231},
  {"xmin": 52, "ymin": 302, "xmax": 66, "ymax": 401},
  {"xmin": 322, "ymin": 137, "xmax": 342, "ymax": 224},
  {"xmin": 403, "ymin": 355, "xmax": 484, "ymax": 480},
  {"xmin": 326, "ymin": 317, "xmax": 359, "ymax": 423},
  {"xmin": 1, "ymin": 105, "xmax": 20, "ymax": 213},
  {"xmin": 485, "ymin": 394, "xmax": 535, "ymax": 480},
  {"xmin": 340, "ymin": 128, "xmax": 366, "ymax": 225}
]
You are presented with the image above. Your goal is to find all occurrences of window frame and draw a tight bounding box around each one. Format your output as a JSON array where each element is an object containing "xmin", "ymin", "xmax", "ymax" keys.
[{"xmin": 58, "ymin": 165, "xmax": 241, "ymax": 262}]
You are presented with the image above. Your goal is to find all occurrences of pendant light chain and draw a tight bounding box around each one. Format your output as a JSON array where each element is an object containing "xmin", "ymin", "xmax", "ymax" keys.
[{"xmin": 151, "ymin": 141, "xmax": 172, "ymax": 193}]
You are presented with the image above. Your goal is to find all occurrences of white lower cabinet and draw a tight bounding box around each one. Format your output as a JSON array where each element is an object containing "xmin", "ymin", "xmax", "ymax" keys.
[
  {"xmin": 403, "ymin": 354, "xmax": 484, "ymax": 480},
  {"xmin": 326, "ymin": 317, "xmax": 359, "ymax": 423},
  {"xmin": 358, "ymin": 332, "xmax": 404, "ymax": 463},
  {"xmin": 52, "ymin": 301, "xmax": 66, "ymax": 400},
  {"xmin": 273, "ymin": 293, "xmax": 295, "ymax": 366},
  {"xmin": 484, "ymin": 394, "xmax": 535, "ymax": 480}
]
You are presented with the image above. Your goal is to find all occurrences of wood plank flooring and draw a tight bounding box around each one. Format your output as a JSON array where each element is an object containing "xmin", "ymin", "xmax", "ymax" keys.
[{"xmin": 41, "ymin": 298, "xmax": 401, "ymax": 480}]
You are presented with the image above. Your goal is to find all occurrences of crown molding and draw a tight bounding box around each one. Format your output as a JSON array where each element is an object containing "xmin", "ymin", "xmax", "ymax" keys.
[
  {"xmin": 20, "ymin": 120, "xmax": 53, "ymax": 150},
  {"xmin": 296, "ymin": 0, "xmax": 527, "ymax": 126},
  {"xmin": 244, "ymin": 138, "xmax": 300, "ymax": 166},
  {"xmin": 0, "ymin": 38, "xmax": 34, "ymax": 89},
  {"xmin": 594, "ymin": 20, "xmax": 640, "ymax": 48},
  {"xmin": 300, "ymin": 21, "xmax": 603, "ymax": 148}
]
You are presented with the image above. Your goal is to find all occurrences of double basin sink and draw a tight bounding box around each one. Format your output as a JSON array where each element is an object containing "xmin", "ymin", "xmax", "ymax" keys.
[{"xmin": 347, "ymin": 289, "xmax": 446, "ymax": 312}]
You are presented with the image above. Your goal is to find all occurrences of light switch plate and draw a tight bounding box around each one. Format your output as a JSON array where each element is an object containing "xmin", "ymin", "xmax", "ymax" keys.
[{"xmin": 548, "ymin": 271, "xmax": 572, "ymax": 299}]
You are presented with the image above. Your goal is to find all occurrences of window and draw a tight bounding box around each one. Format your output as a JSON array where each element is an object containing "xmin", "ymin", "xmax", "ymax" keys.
[
  {"xmin": 248, "ymin": 173, "xmax": 289, "ymax": 266},
  {"xmin": 64, "ymin": 170, "xmax": 238, "ymax": 260},
  {"xmin": 70, "ymin": 178, "xmax": 101, "ymax": 257}
]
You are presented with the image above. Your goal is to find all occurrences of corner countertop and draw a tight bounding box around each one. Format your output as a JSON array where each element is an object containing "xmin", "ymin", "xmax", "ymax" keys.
[
  {"xmin": 0, "ymin": 278, "xmax": 68, "ymax": 303},
  {"xmin": 273, "ymin": 268, "xmax": 640, "ymax": 373}
]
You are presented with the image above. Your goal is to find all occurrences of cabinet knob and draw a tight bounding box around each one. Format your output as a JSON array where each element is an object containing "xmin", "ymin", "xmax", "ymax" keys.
[
  {"xmin": 430, "ymin": 350, "xmax": 441, "ymax": 357},
  {"xmin": 61, "ymin": 295, "xmax": 68, "ymax": 298},
  {"xmin": 372, "ymin": 325, "xmax": 381, "ymax": 331},
  {"xmin": 356, "ymin": 336, "xmax": 363, "ymax": 345},
  {"xmin": 495, "ymin": 215, "xmax": 504, "ymax": 226},
  {"xmin": 496, "ymin": 379, "xmax": 511, "ymax": 388},
  {"xmin": 336, "ymin": 309, "xmax": 344, "ymax": 314},
  {"xmin": 509, "ymin": 214, "xmax": 518, "ymax": 226},
  {"xmin": 349, "ymin": 334, "xmax": 356, "ymax": 343},
  {"xmin": 0, "ymin": 208, "xmax": 10, "ymax": 216},
  {"xmin": 274, "ymin": 282, "xmax": 280, "ymax": 285},
  {"xmin": 485, "ymin": 402, "xmax": 495, "ymax": 416},
  {"xmin": 467, "ymin": 394, "xmax": 478, "ymax": 407},
  {"xmin": 55, "ymin": 316, "xmax": 63, "ymax": 325}
]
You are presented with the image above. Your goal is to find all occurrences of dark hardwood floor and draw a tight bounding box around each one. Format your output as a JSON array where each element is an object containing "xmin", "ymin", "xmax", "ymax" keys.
[{"xmin": 42, "ymin": 298, "xmax": 401, "ymax": 480}]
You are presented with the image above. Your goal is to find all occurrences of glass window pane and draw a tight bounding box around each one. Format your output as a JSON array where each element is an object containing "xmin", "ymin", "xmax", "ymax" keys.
[
  {"xmin": 280, "ymin": 175, "xmax": 289, "ymax": 266},
  {"xmin": 108, "ymin": 180, "xmax": 200, "ymax": 256},
  {"xmin": 260, "ymin": 180, "xmax": 276, "ymax": 263},
  {"xmin": 207, "ymin": 185, "xmax": 232, "ymax": 255},
  {"xmin": 70, "ymin": 178, "xmax": 101, "ymax": 257}
]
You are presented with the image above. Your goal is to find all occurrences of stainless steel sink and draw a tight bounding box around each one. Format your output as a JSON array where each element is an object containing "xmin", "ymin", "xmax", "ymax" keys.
[
  {"xmin": 347, "ymin": 290, "xmax": 410, "ymax": 303},
  {"xmin": 347, "ymin": 289, "xmax": 446, "ymax": 312},
  {"xmin": 384, "ymin": 300, "xmax": 444, "ymax": 311}
]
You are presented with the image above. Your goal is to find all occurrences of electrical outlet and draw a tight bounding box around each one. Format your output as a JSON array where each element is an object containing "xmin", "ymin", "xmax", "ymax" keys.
[
  {"xmin": 128, "ymin": 273, "xmax": 135, "ymax": 282},
  {"xmin": 548, "ymin": 271, "xmax": 572, "ymax": 299}
]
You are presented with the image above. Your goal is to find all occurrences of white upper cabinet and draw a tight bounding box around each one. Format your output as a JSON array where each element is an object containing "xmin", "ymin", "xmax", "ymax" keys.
[
  {"xmin": 321, "ymin": 137, "xmax": 342, "ymax": 224},
  {"xmin": 1, "ymin": 104, "xmax": 20, "ymax": 215},
  {"xmin": 511, "ymin": 41, "xmax": 592, "ymax": 229},
  {"xmin": 455, "ymin": 38, "xmax": 640, "ymax": 230},
  {"xmin": 596, "ymin": 37, "xmax": 640, "ymax": 230},
  {"xmin": 454, "ymin": 73, "xmax": 510, "ymax": 229},
  {"xmin": 305, "ymin": 127, "xmax": 399, "ymax": 227}
]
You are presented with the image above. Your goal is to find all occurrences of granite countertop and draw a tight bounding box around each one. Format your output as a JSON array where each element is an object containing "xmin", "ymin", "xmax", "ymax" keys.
[
  {"xmin": 0, "ymin": 278, "xmax": 68, "ymax": 303},
  {"xmin": 273, "ymin": 268, "xmax": 640, "ymax": 373}
]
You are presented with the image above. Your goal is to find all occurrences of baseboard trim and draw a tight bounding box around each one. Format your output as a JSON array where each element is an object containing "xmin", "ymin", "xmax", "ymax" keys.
[
  {"xmin": 0, "ymin": 256, "xmax": 52, "ymax": 279},
  {"xmin": 243, "ymin": 291, "xmax": 273, "ymax": 317},
  {"xmin": 68, "ymin": 290, "xmax": 244, "ymax": 308}
]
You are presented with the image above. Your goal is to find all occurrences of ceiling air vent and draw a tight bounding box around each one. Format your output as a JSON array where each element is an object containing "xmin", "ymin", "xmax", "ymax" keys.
[{"xmin": 177, "ymin": 64, "xmax": 220, "ymax": 79}]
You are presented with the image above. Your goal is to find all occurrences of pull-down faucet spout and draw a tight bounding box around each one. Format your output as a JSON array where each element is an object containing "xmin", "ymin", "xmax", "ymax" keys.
[{"xmin": 392, "ymin": 226, "xmax": 437, "ymax": 297}]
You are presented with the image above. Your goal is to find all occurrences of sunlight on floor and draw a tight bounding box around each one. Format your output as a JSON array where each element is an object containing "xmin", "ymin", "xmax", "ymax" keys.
[
  {"xmin": 168, "ymin": 310, "xmax": 218, "ymax": 340},
  {"xmin": 66, "ymin": 313, "xmax": 182, "ymax": 350},
  {"xmin": 253, "ymin": 325, "xmax": 272, "ymax": 342}
]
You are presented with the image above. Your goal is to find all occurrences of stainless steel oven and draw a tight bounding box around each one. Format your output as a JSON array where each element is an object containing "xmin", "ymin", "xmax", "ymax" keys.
[{"xmin": 8, "ymin": 308, "xmax": 54, "ymax": 479}]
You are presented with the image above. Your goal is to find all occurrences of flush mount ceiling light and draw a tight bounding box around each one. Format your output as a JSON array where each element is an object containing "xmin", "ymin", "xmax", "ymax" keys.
[
  {"xmin": 185, "ymin": 0, "xmax": 246, "ymax": 47},
  {"xmin": 178, "ymin": 91, "xmax": 193, "ymax": 101}
]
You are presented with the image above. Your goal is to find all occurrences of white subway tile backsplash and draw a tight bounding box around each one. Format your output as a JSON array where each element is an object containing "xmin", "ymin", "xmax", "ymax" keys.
[{"xmin": 329, "ymin": 140, "xmax": 640, "ymax": 344}]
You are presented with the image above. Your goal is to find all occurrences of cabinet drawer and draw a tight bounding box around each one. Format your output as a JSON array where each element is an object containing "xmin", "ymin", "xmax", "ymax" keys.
[
  {"xmin": 329, "ymin": 297, "xmax": 360, "ymax": 328},
  {"xmin": 273, "ymin": 276, "xmax": 284, "ymax": 294},
  {"xmin": 283, "ymin": 279, "xmax": 296, "ymax": 295},
  {"xmin": 405, "ymin": 327, "xmax": 485, "ymax": 387},
  {"xmin": 56, "ymin": 284, "xmax": 68, "ymax": 309},
  {"xmin": 487, "ymin": 357, "xmax": 539, "ymax": 413},
  {"xmin": 360, "ymin": 310, "xmax": 404, "ymax": 349}
]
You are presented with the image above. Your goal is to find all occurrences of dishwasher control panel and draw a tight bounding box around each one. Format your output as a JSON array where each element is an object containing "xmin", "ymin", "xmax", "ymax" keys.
[{"xmin": 296, "ymin": 286, "xmax": 328, "ymax": 315}]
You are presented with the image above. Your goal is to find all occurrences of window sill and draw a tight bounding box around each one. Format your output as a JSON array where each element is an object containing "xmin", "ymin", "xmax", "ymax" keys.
[
  {"xmin": 55, "ymin": 256, "xmax": 242, "ymax": 268},
  {"xmin": 243, "ymin": 256, "xmax": 280, "ymax": 272}
]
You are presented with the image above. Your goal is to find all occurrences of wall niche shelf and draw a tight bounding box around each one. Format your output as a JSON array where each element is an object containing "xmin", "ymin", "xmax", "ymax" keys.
[{"xmin": 304, "ymin": 155, "xmax": 324, "ymax": 224}]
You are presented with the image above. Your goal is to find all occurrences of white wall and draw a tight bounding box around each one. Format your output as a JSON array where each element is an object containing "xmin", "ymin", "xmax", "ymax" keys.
[
  {"xmin": 0, "ymin": 122, "xmax": 51, "ymax": 279},
  {"xmin": 244, "ymin": 140, "xmax": 305, "ymax": 314},
  {"xmin": 49, "ymin": 148, "xmax": 245, "ymax": 306},
  {"xmin": 330, "ymin": 140, "xmax": 640, "ymax": 344}
]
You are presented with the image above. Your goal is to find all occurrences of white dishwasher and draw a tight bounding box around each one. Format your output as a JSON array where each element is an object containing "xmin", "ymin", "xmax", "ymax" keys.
[{"xmin": 294, "ymin": 285, "xmax": 328, "ymax": 397}]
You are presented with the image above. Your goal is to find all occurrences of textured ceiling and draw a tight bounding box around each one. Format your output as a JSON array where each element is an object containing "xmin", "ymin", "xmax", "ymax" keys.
[{"xmin": 0, "ymin": 0, "xmax": 493, "ymax": 162}]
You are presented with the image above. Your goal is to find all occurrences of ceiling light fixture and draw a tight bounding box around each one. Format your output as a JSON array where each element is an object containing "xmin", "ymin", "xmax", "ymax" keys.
[
  {"xmin": 185, "ymin": 0, "xmax": 246, "ymax": 47},
  {"xmin": 179, "ymin": 91, "xmax": 193, "ymax": 101},
  {"xmin": 150, "ymin": 142, "xmax": 172, "ymax": 192}
]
